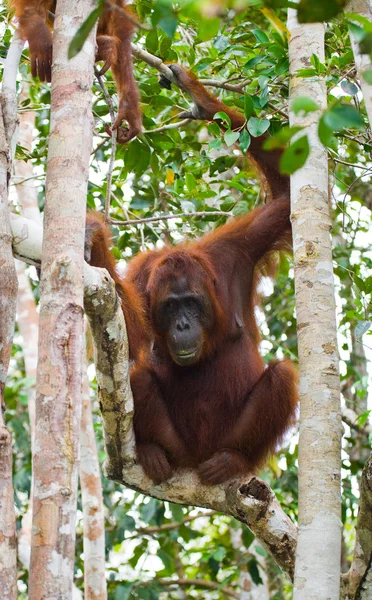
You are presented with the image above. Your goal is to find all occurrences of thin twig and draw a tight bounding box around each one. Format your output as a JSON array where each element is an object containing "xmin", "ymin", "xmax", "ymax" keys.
[
  {"xmin": 11, "ymin": 173, "xmax": 45, "ymax": 185},
  {"xmin": 90, "ymin": 136, "xmax": 109, "ymax": 156},
  {"xmin": 331, "ymin": 157, "xmax": 370, "ymax": 170},
  {"xmin": 127, "ymin": 510, "xmax": 218, "ymax": 538},
  {"xmin": 143, "ymin": 118, "xmax": 191, "ymax": 134},
  {"xmin": 94, "ymin": 68, "xmax": 117, "ymax": 221},
  {"xmin": 110, "ymin": 211, "xmax": 233, "ymax": 227},
  {"xmin": 342, "ymin": 168, "xmax": 372, "ymax": 226},
  {"xmin": 200, "ymin": 77, "xmax": 251, "ymax": 92},
  {"xmin": 137, "ymin": 578, "xmax": 239, "ymax": 599}
]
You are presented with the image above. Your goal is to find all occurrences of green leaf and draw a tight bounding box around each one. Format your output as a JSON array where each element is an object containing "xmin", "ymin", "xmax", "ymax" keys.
[
  {"xmin": 160, "ymin": 36, "xmax": 172, "ymax": 58},
  {"xmin": 263, "ymin": 125, "xmax": 304, "ymax": 150},
  {"xmin": 244, "ymin": 94, "xmax": 254, "ymax": 120},
  {"xmin": 296, "ymin": 68, "xmax": 319, "ymax": 78},
  {"xmin": 212, "ymin": 547, "xmax": 226, "ymax": 561},
  {"xmin": 170, "ymin": 504, "xmax": 184, "ymax": 522},
  {"xmin": 354, "ymin": 276, "xmax": 366, "ymax": 292},
  {"xmin": 355, "ymin": 321, "xmax": 371, "ymax": 337},
  {"xmin": 341, "ymin": 80, "xmax": 359, "ymax": 96},
  {"xmin": 323, "ymin": 104, "xmax": 364, "ymax": 131},
  {"xmin": 68, "ymin": 5, "xmax": 103, "ymax": 59},
  {"xmin": 242, "ymin": 527, "xmax": 254, "ymax": 548},
  {"xmin": 213, "ymin": 111, "xmax": 232, "ymax": 129},
  {"xmin": 355, "ymin": 410, "xmax": 372, "ymax": 427},
  {"xmin": 247, "ymin": 117, "xmax": 270, "ymax": 137},
  {"xmin": 122, "ymin": 515, "xmax": 136, "ymax": 532},
  {"xmin": 347, "ymin": 21, "xmax": 366, "ymax": 42},
  {"xmin": 318, "ymin": 117, "xmax": 336, "ymax": 147},
  {"xmin": 141, "ymin": 498, "xmax": 158, "ymax": 522},
  {"xmin": 280, "ymin": 135, "xmax": 310, "ymax": 175},
  {"xmin": 248, "ymin": 559, "xmax": 263, "ymax": 585},
  {"xmin": 207, "ymin": 122, "xmax": 221, "ymax": 137},
  {"xmin": 197, "ymin": 17, "xmax": 221, "ymax": 42},
  {"xmin": 185, "ymin": 172, "xmax": 197, "ymax": 192},
  {"xmin": 152, "ymin": 1, "xmax": 178, "ymax": 38},
  {"xmin": 224, "ymin": 130, "xmax": 240, "ymax": 147},
  {"xmin": 345, "ymin": 13, "xmax": 372, "ymax": 31},
  {"xmin": 158, "ymin": 549, "xmax": 174, "ymax": 571},
  {"xmin": 208, "ymin": 139, "xmax": 223, "ymax": 151},
  {"xmin": 146, "ymin": 29, "xmax": 158, "ymax": 54},
  {"xmin": 114, "ymin": 583, "xmax": 134, "ymax": 600},
  {"xmin": 310, "ymin": 53, "xmax": 326, "ymax": 74},
  {"xmin": 291, "ymin": 96, "xmax": 320, "ymax": 115},
  {"xmin": 239, "ymin": 129, "xmax": 251, "ymax": 153},
  {"xmin": 252, "ymin": 29, "xmax": 270, "ymax": 43},
  {"xmin": 244, "ymin": 55, "xmax": 265, "ymax": 70},
  {"xmin": 297, "ymin": 0, "xmax": 347, "ymax": 23}
]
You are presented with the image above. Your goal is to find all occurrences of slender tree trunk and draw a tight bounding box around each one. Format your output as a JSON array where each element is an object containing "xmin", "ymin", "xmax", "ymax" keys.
[
  {"xmin": 80, "ymin": 363, "xmax": 107, "ymax": 600},
  {"xmin": 346, "ymin": 0, "xmax": 372, "ymax": 128},
  {"xmin": 287, "ymin": 8, "xmax": 343, "ymax": 600},
  {"xmin": 0, "ymin": 33, "xmax": 23, "ymax": 600},
  {"xmin": 28, "ymin": 0, "xmax": 97, "ymax": 597}
]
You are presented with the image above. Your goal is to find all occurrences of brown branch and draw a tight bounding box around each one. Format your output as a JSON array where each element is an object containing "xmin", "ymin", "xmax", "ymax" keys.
[
  {"xmin": 199, "ymin": 78, "xmax": 251, "ymax": 92},
  {"xmin": 143, "ymin": 118, "xmax": 191, "ymax": 134},
  {"xmin": 332, "ymin": 158, "xmax": 371, "ymax": 170},
  {"xmin": 147, "ymin": 577, "xmax": 239, "ymax": 599},
  {"xmin": 128, "ymin": 510, "xmax": 218, "ymax": 538},
  {"xmin": 110, "ymin": 211, "xmax": 233, "ymax": 227}
]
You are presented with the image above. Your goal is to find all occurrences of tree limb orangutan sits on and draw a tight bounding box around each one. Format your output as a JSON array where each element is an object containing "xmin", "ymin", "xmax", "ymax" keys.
[
  {"xmin": 11, "ymin": 0, "xmax": 141, "ymax": 143},
  {"xmin": 85, "ymin": 66, "xmax": 298, "ymax": 485}
]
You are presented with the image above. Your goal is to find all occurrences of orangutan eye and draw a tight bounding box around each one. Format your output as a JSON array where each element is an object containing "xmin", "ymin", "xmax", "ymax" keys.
[{"xmin": 165, "ymin": 299, "xmax": 176, "ymax": 312}]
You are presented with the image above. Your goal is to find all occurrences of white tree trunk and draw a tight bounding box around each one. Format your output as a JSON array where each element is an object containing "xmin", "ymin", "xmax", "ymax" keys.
[
  {"xmin": 80, "ymin": 365, "xmax": 107, "ymax": 600},
  {"xmin": 28, "ymin": 0, "xmax": 97, "ymax": 597},
  {"xmin": 287, "ymin": 8, "xmax": 343, "ymax": 600},
  {"xmin": 346, "ymin": 0, "xmax": 372, "ymax": 128},
  {"xmin": 0, "ymin": 32, "xmax": 23, "ymax": 600}
]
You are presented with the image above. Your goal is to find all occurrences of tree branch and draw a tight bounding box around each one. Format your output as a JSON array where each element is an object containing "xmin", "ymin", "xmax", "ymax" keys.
[
  {"xmin": 128, "ymin": 510, "xmax": 217, "ymax": 538},
  {"xmin": 110, "ymin": 211, "xmax": 233, "ymax": 227},
  {"xmin": 342, "ymin": 406, "xmax": 372, "ymax": 436},
  {"xmin": 11, "ymin": 214, "xmax": 297, "ymax": 581},
  {"xmin": 143, "ymin": 577, "xmax": 239, "ymax": 599}
]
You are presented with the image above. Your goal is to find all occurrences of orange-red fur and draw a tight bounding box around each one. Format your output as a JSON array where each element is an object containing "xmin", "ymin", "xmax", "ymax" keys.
[
  {"xmin": 86, "ymin": 70, "xmax": 298, "ymax": 484},
  {"xmin": 11, "ymin": 0, "xmax": 141, "ymax": 142}
]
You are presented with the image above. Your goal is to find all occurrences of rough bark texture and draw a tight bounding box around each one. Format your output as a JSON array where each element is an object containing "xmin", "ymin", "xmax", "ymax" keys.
[
  {"xmin": 0, "ymin": 33, "xmax": 22, "ymax": 600},
  {"xmin": 27, "ymin": 1, "xmax": 97, "ymax": 598},
  {"xmin": 288, "ymin": 8, "xmax": 343, "ymax": 600},
  {"xmin": 346, "ymin": 0, "xmax": 372, "ymax": 128},
  {"xmin": 80, "ymin": 367, "xmax": 107, "ymax": 600}
]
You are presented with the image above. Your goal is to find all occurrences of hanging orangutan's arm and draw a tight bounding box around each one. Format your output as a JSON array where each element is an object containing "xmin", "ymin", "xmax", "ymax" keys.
[{"xmin": 162, "ymin": 64, "xmax": 289, "ymax": 200}]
